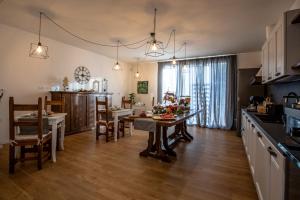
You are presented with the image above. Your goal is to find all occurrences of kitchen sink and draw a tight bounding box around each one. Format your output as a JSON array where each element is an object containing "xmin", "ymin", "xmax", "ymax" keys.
[{"xmin": 254, "ymin": 114, "xmax": 283, "ymax": 124}]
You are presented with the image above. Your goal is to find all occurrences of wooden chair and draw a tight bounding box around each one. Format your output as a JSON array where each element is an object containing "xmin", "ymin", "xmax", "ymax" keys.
[
  {"xmin": 96, "ymin": 96, "xmax": 115, "ymax": 142},
  {"xmin": 9, "ymin": 97, "xmax": 52, "ymax": 174},
  {"xmin": 119, "ymin": 96, "xmax": 133, "ymax": 137}
]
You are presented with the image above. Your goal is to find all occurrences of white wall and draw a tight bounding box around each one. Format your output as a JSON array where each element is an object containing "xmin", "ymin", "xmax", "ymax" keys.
[
  {"xmin": 237, "ymin": 51, "xmax": 261, "ymax": 69},
  {"xmin": 128, "ymin": 62, "xmax": 158, "ymax": 110},
  {"xmin": 0, "ymin": 24, "xmax": 130, "ymax": 144},
  {"xmin": 290, "ymin": 0, "xmax": 300, "ymax": 9}
]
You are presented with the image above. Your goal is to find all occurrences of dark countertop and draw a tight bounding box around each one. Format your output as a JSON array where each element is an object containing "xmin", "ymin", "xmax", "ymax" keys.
[{"xmin": 242, "ymin": 109, "xmax": 300, "ymax": 168}]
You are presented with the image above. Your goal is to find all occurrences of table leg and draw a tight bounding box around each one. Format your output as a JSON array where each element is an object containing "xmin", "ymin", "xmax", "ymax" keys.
[
  {"xmin": 155, "ymin": 125, "xmax": 171, "ymax": 162},
  {"xmin": 60, "ymin": 120, "xmax": 65, "ymax": 150},
  {"xmin": 183, "ymin": 121, "xmax": 193, "ymax": 140},
  {"xmin": 51, "ymin": 123, "xmax": 57, "ymax": 163},
  {"xmin": 162, "ymin": 127, "xmax": 177, "ymax": 157},
  {"xmin": 139, "ymin": 131, "xmax": 154, "ymax": 157},
  {"xmin": 114, "ymin": 114, "xmax": 118, "ymax": 142},
  {"xmin": 129, "ymin": 122, "xmax": 133, "ymax": 136}
]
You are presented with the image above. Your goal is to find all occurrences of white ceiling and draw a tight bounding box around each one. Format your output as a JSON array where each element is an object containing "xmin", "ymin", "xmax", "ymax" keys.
[{"xmin": 0, "ymin": 0, "xmax": 295, "ymax": 62}]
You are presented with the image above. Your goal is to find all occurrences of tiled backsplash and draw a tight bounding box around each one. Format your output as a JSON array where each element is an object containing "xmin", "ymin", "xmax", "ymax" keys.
[{"xmin": 268, "ymin": 81, "xmax": 300, "ymax": 104}]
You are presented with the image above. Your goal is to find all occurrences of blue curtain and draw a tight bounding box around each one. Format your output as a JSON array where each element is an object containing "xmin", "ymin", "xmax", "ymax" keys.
[{"xmin": 158, "ymin": 55, "xmax": 237, "ymax": 129}]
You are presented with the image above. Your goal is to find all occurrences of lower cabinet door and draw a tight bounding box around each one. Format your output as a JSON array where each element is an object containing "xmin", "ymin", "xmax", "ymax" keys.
[
  {"xmin": 255, "ymin": 133, "xmax": 270, "ymax": 200},
  {"xmin": 269, "ymin": 146, "xmax": 285, "ymax": 200}
]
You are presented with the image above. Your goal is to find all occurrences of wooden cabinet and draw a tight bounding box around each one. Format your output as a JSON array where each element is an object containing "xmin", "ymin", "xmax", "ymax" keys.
[
  {"xmin": 241, "ymin": 111, "xmax": 285, "ymax": 200},
  {"xmin": 50, "ymin": 91, "xmax": 112, "ymax": 135}
]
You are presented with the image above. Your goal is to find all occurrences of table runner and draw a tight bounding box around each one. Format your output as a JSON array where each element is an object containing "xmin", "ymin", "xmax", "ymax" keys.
[{"xmin": 134, "ymin": 118, "xmax": 156, "ymax": 132}]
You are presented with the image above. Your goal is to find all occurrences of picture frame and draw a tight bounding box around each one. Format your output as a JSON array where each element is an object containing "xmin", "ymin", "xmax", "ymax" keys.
[{"xmin": 137, "ymin": 81, "xmax": 148, "ymax": 94}]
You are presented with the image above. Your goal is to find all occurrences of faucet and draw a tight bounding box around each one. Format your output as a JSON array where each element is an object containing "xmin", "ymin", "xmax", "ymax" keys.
[{"xmin": 283, "ymin": 92, "xmax": 299, "ymax": 104}]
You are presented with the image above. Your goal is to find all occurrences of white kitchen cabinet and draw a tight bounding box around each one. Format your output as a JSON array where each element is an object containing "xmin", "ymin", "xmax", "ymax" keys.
[
  {"xmin": 261, "ymin": 15, "xmax": 285, "ymax": 83},
  {"xmin": 241, "ymin": 111, "xmax": 285, "ymax": 200}
]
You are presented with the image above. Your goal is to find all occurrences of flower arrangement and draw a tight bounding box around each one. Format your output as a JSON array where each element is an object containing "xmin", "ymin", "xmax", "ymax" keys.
[
  {"xmin": 179, "ymin": 96, "xmax": 191, "ymax": 111},
  {"xmin": 163, "ymin": 92, "xmax": 177, "ymax": 104}
]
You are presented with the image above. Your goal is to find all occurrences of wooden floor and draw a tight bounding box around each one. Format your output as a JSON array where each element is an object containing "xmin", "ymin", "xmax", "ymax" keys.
[{"xmin": 0, "ymin": 127, "xmax": 258, "ymax": 200}]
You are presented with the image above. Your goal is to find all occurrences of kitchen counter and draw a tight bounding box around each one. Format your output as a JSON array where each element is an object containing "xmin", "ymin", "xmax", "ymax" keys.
[{"xmin": 242, "ymin": 109, "xmax": 300, "ymax": 168}]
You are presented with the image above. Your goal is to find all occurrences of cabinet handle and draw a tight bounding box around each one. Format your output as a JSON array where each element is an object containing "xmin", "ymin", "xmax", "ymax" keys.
[
  {"xmin": 275, "ymin": 72, "xmax": 281, "ymax": 76},
  {"xmin": 248, "ymin": 120, "xmax": 251, "ymax": 123},
  {"xmin": 251, "ymin": 124, "xmax": 255, "ymax": 128},
  {"xmin": 257, "ymin": 131, "xmax": 262, "ymax": 138},
  {"xmin": 267, "ymin": 147, "xmax": 277, "ymax": 157}
]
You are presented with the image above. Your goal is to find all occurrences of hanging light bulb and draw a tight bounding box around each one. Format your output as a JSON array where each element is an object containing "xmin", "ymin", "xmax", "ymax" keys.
[
  {"xmin": 29, "ymin": 12, "xmax": 49, "ymax": 59},
  {"xmin": 171, "ymin": 30, "xmax": 177, "ymax": 65},
  {"xmin": 145, "ymin": 8, "xmax": 164, "ymax": 57},
  {"xmin": 113, "ymin": 41, "xmax": 121, "ymax": 71},
  {"xmin": 151, "ymin": 41, "xmax": 157, "ymax": 51},
  {"xmin": 183, "ymin": 42, "xmax": 188, "ymax": 71},
  {"xmin": 172, "ymin": 56, "xmax": 177, "ymax": 65},
  {"xmin": 134, "ymin": 59, "xmax": 141, "ymax": 79}
]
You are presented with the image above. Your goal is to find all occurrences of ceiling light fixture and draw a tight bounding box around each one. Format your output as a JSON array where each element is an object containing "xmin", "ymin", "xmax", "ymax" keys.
[
  {"xmin": 183, "ymin": 42, "xmax": 188, "ymax": 71},
  {"xmin": 145, "ymin": 8, "xmax": 164, "ymax": 57},
  {"xmin": 29, "ymin": 12, "xmax": 49, "ymax": 59},
  {"xmin": 112, "ymin": 40, "xmax": 121, "ymax": 71},
  {"xmin": 171, "ymin": 30, "xmax": 177, "ymax": 65}
]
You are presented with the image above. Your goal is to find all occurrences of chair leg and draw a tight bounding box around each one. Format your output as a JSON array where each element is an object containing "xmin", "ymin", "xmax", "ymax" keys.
[
  {"xmin": 37, "ymin": 144, "xmax": 43, "ymax": 170},
  {"xmin": 9, "ymin": 145, "xmax": 15, "ymax": 174},
  {"xmin": 105, "ymin": 126, "xmax": 109, "ymax": 142},
  {"xmin": 20, "ymin": 146, "xmax": 25, "ymax": 163},
  {"xmin": 96, "ymin": 125, "xmax": 99, "ymax": 140},
  {"xmin": 49, "ymin": 139, "xmax": 52, "ymax": 161}
]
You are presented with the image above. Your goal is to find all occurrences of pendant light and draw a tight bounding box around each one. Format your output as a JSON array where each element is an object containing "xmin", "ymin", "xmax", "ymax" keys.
[
  {"xmin": 113, "ymin": 40, "xmax": 121, "ymax": 71},
  {"xmin": 183, "ymin": 42, "xmax": 188, "ymax": 71},
  {"xmin": 145, "ymin": 8, "xmax": 164, "ymax": 57},
  {"xmin": 171, "ymin": 30, "xmax": 177, "ymax": 65},
  {"xmin": 135, "ymin": 64, "xmax": 141, "ymax": 79},
  {"xmin": 29, "ymin": 12, "xmax": 49, "ymax": 59}
]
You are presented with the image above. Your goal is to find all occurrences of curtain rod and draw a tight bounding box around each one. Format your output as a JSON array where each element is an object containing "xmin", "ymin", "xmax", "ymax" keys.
[{"xmin": 158, "ymin": 53, "xmax": 236, "ymax": 63}]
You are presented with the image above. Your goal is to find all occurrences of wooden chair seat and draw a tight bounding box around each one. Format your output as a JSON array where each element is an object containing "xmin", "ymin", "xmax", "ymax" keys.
[{"xmin": 15, "ymin": 131, "xmax": 51, "ymax": 141}]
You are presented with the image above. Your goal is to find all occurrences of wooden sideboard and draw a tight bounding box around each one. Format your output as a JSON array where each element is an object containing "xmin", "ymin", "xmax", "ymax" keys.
[{"xmin": 50, "ymin": 91, "xmax": 112, "ymax": 135}]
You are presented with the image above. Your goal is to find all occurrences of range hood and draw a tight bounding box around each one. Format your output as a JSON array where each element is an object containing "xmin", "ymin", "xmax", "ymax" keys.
[{"xmin": 249, "ymin": 66, "xmax": 262, "ymax": 85}]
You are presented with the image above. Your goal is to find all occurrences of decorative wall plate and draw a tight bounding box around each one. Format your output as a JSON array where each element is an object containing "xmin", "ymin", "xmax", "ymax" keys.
[{"xmin": 74, "ymin": 66, "xmax": 91, "ymax": 84}]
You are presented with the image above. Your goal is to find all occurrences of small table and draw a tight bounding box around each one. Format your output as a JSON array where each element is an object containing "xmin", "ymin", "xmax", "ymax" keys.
[
  {"xmin": 111, "ymin": 109, "xmax": 133, "ymax": 142},
  {"xmin": 17, "ymin": 113, "xmax": 67, "ymax": 163}
]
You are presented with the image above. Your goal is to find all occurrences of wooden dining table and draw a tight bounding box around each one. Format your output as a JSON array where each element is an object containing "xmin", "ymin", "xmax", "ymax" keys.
[{"xmin": 131, "ymin": 110, "xmax": 201, "ymax": 162}]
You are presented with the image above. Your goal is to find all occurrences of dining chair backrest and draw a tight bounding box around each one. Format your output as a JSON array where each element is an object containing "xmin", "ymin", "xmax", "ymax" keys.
[
  {"xmin": 121, "ymin": 96, "xmax": 132, "ymax": 109},
  {"xmin": 96, "ymin": 96, "xmax": 109, "ymax": 123},
  {"xmin": 9, "ymin": 97, "xmax": 43, "ymax": 141},
  {"xmin": 44, "ymin": 96, "xmax": 65, "ymax": 113}
]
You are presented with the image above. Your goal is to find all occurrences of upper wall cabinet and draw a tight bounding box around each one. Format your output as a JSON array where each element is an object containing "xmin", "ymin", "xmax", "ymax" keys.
[{"xmin": 261, "ymin": 9, "xmax": 300, "ymax": 84}]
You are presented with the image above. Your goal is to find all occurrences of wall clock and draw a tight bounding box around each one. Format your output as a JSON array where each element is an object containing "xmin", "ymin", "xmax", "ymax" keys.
[{"xmin": 74, "ymin": 66, "xmax": 91, "ymax": 84}]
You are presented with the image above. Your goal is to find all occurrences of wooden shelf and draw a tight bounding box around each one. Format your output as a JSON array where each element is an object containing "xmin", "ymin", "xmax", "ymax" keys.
[{"xmin": 292, "ymin": 14, "xmax": 300, "ymax": 24}]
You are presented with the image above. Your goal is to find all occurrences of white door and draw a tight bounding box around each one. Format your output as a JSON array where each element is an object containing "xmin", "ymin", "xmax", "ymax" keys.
[
  {"xmin": 262, "ymin": 43, "xmax": 269, "ymax": 83},
  {"xmin": 268, "ymin": 145, "xmax": 285, "ymax": 200},
  {"xmin": 255, "ymin": 130, "xmax": 270, "ymax": 200},
  {"xmin": 268, "ymin": 34, "xmax": 276, "ymax": 80},
  {"xmin": 275, "ymin": 20, "xmax": 284, "ymax": 78}
]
